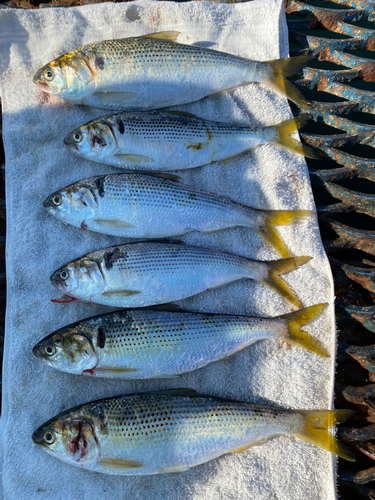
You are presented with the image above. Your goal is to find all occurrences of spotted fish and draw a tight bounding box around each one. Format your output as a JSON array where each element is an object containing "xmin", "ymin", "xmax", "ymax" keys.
[
  {"xmin": 43, "ymin": 173, "xmax": 313, "ymax": 258},
  {"xmin": 33, "ymin": 31, "xmax": 311, "ymax": 110},
  {"xmin": 50, "ymin": 242, "xmax": 311, "ymax": 308},
  {"xmin": 63, "ymin": 112, "xmax": 315, "ymax": 170},
  {"xmin": 32, "ymin": 389, "xmax": 354, "ymax": 476}
]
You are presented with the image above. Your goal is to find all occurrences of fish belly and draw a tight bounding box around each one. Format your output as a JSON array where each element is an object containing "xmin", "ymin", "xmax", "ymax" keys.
[{"xmin": 94, "ymin": 246, "xmax": 255, "ymax": 307}]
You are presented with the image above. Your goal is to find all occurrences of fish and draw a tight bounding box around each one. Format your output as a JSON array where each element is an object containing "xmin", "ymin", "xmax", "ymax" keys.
[
  {"xmin": 63, "ymin": 112, "xmax": 316, "ymax": 170},
  {"xmin": 43, "ymin": 173, "xmax": 314, "ymax": 258},
  {"xmin": 49, "ymin": 241, "xmax": 311, "ymax": 308},
  {"xmin": 32, "ymin": 303, "xmax": 329, "ymax": 379},
  {"xmin": 33, "ymin": 31, "xmax": 312, "ymax": 111},
  {"xmin": 32, "ymin": 389, "xmax": 354, "ymax": 475}
]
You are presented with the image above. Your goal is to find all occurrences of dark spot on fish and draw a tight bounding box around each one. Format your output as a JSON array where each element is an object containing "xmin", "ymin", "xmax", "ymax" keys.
[
  {"xmin": 95, "ymin": 55, "xmax": 105, "ymax": 70},
  {"xmin": 95, "ymin": 177, "xmax": 105, "ymax": 197},
  {"xmin": 189, "ymin": 193, "xmax": 197, "ymax": 200},
  {"xmin": 117, "ymin": 119, "xmax": 125, "ymax": 135},
  {"xmin": 97, "ymin": 327, "xmax": 106, "ymax": 348},
  {"xmin": 104, "ymin": 248, "xmax": 123, "ymax": 270},
  {"xmin": 92, "ymin": 135, "xmax": 107, "ymax": 148}
]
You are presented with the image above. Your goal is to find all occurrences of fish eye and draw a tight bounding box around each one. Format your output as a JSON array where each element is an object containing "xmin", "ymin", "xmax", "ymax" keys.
[
  {"xmin": 59, "ymin": 269, "xmax": 69, "ymax": 281},
  {"xmin": 52, "ymin": 194, "xmax": 62, "ymax": 206},
  {"xmin": 73, "ymin": 132, "xmax": 82, "ymax": 143},
  {"xmin": 45, "ymin": 344, "xmax": 56, "ymax": 356},
  {"xmin": 44, "ymin": 68, "xmax": 55, "ymax": 81},
  {"xmin": 43, "ymin": 430, "xmax": 56, "ymax": 445}
]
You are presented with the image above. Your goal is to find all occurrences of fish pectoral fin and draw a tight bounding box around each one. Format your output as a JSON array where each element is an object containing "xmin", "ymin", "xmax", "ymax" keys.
[
  {"xmin": 115, "ymin": 154, "xmax": 155, "ymax": 164},
  {"xmin": 102, "ymin": 290, "xmax": 141, "ymax": 298},
  {"xmin": 98, "ymin": 458, "xmax": 145, "ymax": 469},
  {"xmin": 94, "ymin": 219, "xmax": 135, "ymax": 230},
  {"xmin": 93, "ymin": 92, "xmax": 139, "ymax": 106},
  {"xmin": 141, "ymin": 31, "xmax": 180, "ymax": 42},
  {"xmin": 95, "ymin": 366, "xmax": 139, "ymax": 375}
]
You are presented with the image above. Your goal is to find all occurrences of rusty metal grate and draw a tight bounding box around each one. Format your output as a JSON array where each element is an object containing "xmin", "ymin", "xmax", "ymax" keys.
[{"xmin": 285, "ymin": 0, "xmax": 375, "ymax": 497}]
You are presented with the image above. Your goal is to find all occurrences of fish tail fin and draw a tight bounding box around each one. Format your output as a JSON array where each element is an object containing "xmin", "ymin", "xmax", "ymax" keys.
[
  {"xmin": 263, "ymin": 256, "xmax": 311, "ymax": 308},
  {"xmin": 265, "ymin": 56, "xmax": 312, "ymax": 109},
  {"xmin": 294, "ymin": 409, "xmax": 355, "ymax": 461},
  {"xmin": 266, "ymin": 116, "xmax": 317, "ymax": 159},
  {"xmin": 280, "ymin": 303, "xmax": 330, "ymax": 357},
  {"xmin": 255, "ymin": 209, "xmax": 314, "ymax": 258}
]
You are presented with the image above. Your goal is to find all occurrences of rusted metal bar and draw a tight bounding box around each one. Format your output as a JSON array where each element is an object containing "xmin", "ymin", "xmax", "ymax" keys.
[
  {"xmin": 343, "ymin": 304, "xmax": 375, "ymax": 333},
  {"xmin": 321, "ymin": 219, "xmax": 375, "ymax": 256},
  {"xmin": 342, "ymin": 263, "xmax": 375, "ymax": 293},
  {"xmin": 342, "ymin": 384, "xmax": 375, "ymax": 405},
  {"xmin": 340, "ymin": 467, "xmax": 375, "ymax": 485},
  {"xmin": 320, "ymin": 181, "xmax": 375, "ymax": 218},
  {"xmin": 356, "ymin": 441, "xmax": 375, "ymax": 461},
  {"xmin": 346, "ymin": 344, "xmax": 375, "ymax": 374},
  {"xmin": 339, "ymin": 424, "xmax": 375, "ymax": 442},
  {"xmin": 309, "ymin": 147, "xmax": 375, "ymax": 183}
]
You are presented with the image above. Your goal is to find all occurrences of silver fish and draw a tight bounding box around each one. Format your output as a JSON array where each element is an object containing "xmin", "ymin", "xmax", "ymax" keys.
[
  {"xmin": 32, "ymin": 389, "xmax": 354, "ymax": 475},
  {"xmin": 32, "ymin": 303, "xmax": 329, "ymax": 378},
  {"xmin": 43, "ymin": 173, "xmax": 313, "ymax": 258},
  {"xmin": 63, "ymin": 112, "xmax": 315, "ymax": 170},
  {"xmin": 33, "ymin": 31, "xmax": 311, "ymax": 110},
  {"xmin": 50, "ymin": 242, "xmax": 310, "ymax": 308}
]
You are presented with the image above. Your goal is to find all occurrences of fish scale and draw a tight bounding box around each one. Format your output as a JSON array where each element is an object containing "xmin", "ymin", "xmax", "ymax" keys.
[
  {"xmin": 50, "ymin": 242, "xmax": 310, "ymax": 308},
  {"xmin": 32, "ymin": 391, "xmax": 354, "ymax": 475},
  {"xmin": 33, "ymin": 305, "xmax": 329, "ymax": 379},
  {"xmin": 44, "ymin": 173, "xmax": 313, "ymax": 258},
  {"xmin": 64, "ymin": 110, "xmax": 279, "ymax": 170},
  {"xmin": 34, "ymin": 32, "xmax": 311, "ymax": 110}
]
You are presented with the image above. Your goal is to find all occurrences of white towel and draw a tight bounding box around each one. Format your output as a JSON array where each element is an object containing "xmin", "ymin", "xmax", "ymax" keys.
[{"xmin": 0, "ymin": 1, "xmax": 337, "ymax": 499}]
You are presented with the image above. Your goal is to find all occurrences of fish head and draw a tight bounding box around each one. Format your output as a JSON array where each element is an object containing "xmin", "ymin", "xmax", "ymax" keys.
[
  {"xmin": 64, "ymin": 120, "xmax": 117, "ymax": 160},
  {"xmin": 32, "ymin": 410, "xmax": 101, "ymax": 466},
  {"xmin": 33, "ymin": 326, "xmax": 98, "ymax": 375},
  {"xmin": 33, "ymin": 52, "xmax": 96, "ymax": 102},
  {"xmin": 43, "ymin": 185, "xmax": 98, "ymax": 227},
  {"xmin": 50, "ymin": 259, "xmax": 106, "ymax": 301}
]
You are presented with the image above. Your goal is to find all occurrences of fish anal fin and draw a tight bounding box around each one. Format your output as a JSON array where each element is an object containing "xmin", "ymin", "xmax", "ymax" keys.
[
  {"xmin": 98, "ymin": 458, "xmax": 144, "ymax": 469},
  {"xmin": 141, "ymin": 31, "xmax": 180, "ymax": 42},
  {"xmin": 230, "ymin": 437, "xmax": 271, "ymax": 454}
]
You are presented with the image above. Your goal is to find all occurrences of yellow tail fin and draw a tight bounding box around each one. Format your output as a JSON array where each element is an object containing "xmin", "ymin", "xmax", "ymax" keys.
[
  {"xmin": 256, "ymin": 210, "xmax": 314, "ymax": 258},
  {"xmin": 280, "ymin": 303, "xmax": 330, "ymax": 357},
  {"xmin": 269, "ymin": 116, "xmax": 317, "ymax": 159},
  {"xmin": 294, "ymin": 409, "xmax": 355, "ymax": 461},
  {"xmin": 265, "ymin": 56, "xmax": 312, "ymax": 109},
  {"xmin": 263, "ymin": 256, "xmax": 312, "ymax": 308}
]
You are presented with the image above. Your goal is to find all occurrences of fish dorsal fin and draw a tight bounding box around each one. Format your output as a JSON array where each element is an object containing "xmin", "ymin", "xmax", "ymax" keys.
[
  {"xmin": 141, "ymin": 388, "xmax": 197, "ymax": 397},
  {"xmin": 141, "ymin": 31, "xmax": 180, "ymax": 43}
]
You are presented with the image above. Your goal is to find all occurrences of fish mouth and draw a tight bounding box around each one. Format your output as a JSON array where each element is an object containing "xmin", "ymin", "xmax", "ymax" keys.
[{"xmin": 32, "ymin": 343, "xmax": 44, "ymax": 359}]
